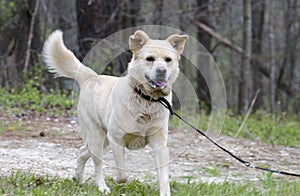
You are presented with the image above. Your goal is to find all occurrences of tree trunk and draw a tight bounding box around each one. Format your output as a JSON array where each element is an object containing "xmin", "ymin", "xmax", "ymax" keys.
[
  {"xmin": 251, "ymin": 0, "xmax": 265, "ymax": 110},
  {"xmin": 277, "ymin": 0, "xmax": 298, "ymax": 112},
  {"xmin": 153, "ymin": 0, "xmax": 163, "ymax": 25},
  {"xmin": 194, "ymin": 0, "xmax": 214, "ymax": 112},
  {"xmin": 24, "ymin": 0, "xmax": 40, "ymax": 72},
  {"xmin": 0, "ymin": 0, "xmax": 41, "ymax": 87},
  {"xmin": 268, "ymin": 0, "xmax": 276, "ymax": 114},
  {"xmin": 238, "ymin": 0, "xmax": 252, "ymax": 114}
]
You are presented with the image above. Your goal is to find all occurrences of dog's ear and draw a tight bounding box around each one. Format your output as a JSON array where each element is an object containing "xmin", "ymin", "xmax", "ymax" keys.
[
  {"xmin": 167, "ymin": 34, "xmax": 188, "ymax": 55},
  {"xmin": 129, "ymin": 30, "xmax": 150, "ymax": 54}
]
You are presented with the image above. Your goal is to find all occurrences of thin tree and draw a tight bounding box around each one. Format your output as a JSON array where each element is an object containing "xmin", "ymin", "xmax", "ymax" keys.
[
  {"xmin": 24, "ymin": 0, "xmax": 40, "ymax": 72},
  {"xmin": 194, "ymin": 0, "xmax": 214, "ymax": 112},
  {"xmin": 238, "ymin": 0, "xmax": 252, "ymax": 114},
  {"xmin": 251, "ymin": 0, "xmax": 265, "ymax": 110},
  {"xmin": 268, "ymin": 0, "xmax": 276, "ymax": 114}
]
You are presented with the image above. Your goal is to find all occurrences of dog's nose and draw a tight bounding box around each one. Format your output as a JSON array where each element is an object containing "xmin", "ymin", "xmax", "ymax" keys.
[{"xmin": 156, "ymin": 67, "xmax": 167, "ymax": 75}]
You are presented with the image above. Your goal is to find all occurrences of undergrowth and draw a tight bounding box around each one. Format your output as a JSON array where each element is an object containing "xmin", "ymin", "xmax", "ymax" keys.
[
  {"xmin": 0, "ymin": 171, "xmax": 299, "ymax": 196},
  {"xmin": 222, "ymin": 112, "xmax": 300, "ymax": 147},
  {"xmin": 0, "ymin": 78, "xmax": 73, "ymax": 118},
  {"xmin": 169, "ymin": 110, "xmax": 300, "ymax": 147}
]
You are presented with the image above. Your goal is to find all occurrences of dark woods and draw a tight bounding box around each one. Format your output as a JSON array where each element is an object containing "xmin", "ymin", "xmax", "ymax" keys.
[{"xmin": 0, "ymin": 0, "xmax": 299, "ymax": 115}]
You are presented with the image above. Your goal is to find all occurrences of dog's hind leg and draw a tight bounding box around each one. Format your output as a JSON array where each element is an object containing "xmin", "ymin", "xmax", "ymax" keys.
[
  {"xmin": 74, "ymin": 145, "xmax": 90, "ymax": 182},
  {"xmin": 91, "ymin": 151, "xmax": 110, "ymax": 193},
  {"xmin": 85, "ymin": 128, "xmax": 110, "ymax": 193},
  {"xmin": 77, "ymin": 115, "xmax": 110, "ymax": 192}
]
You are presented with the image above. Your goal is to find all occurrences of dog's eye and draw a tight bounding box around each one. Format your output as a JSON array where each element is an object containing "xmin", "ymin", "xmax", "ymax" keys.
[
  {"xmin": 165, "ymin": 57, "xmax": 172, "ymax": 62},
  {"xmin": 146, "ymin": 56, "xmax": 155, "ymax": 62}
]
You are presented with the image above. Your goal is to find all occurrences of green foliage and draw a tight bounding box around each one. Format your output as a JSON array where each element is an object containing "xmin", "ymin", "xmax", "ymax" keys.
[
  {"xmin": 0, "ymin": 0, "xmax": 16, "ymax": 25},
  {"xmin": 169, "ymin": 111, "xmax": 300, "ymax": 147},
  {"xmin": 258, "ymin": 172, "xmax": 276, "ymax": 189},
  {"xmin": 202, "ymin": 167, "xmax": 221, "ymax": 177},
  {"xmin": 0, "ymin": 171, "xmax": 99, "ymax": 196},
  {"xmin": 1, "ymin": 171, "xmax": 299, "ymax": 195},
  {"xmin": 107, "ymin": 178, "xmax": 158, "ymax": 195},
  {"xmin": 0, "ymin": 69, "xmax": 73, "ymax": 117},
  {"xmin": 222, "ymin": 112, "xmax": 300, "ymax": 147}
]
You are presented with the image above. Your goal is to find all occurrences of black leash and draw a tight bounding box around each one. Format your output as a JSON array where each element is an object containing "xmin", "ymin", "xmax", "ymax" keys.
[{"xmin": 134, "ymin": 88, "xmax": 300, "ymax": 178}]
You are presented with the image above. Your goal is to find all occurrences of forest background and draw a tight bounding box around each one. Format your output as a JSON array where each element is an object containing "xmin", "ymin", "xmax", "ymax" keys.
[{"xmin": 0, "ymin": 0, "xmax": 299, "ymax": 116}]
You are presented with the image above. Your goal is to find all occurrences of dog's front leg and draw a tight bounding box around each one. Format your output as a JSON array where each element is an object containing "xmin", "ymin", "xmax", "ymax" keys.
[
  {"xmin": 108, "ymin": 133, "xmax": 128, "ymax": 183},
  {"xmin": 154, "ymin": 146, "xmax": 170, "ymax": 196},
  {"xmin": 149, "ymin": 131, "xmax": 170, "ymax": 196}
]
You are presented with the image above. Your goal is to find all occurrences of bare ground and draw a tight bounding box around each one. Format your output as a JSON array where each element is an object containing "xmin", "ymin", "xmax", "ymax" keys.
[{"xmin": 0, "ymin": 115, "xmax": 299, "ymax": 185}]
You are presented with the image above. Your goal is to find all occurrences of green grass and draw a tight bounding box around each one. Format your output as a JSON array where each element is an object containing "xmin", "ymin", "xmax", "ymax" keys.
[
  {"xmin": 202, "ymin": 167, "xmax": 221, "ymax": 177},
  {"xmin": 169, "ymin": 110, "xmax": 300, "ymax": 147},
  {"xmin": 0, "ymin": 171, "xmax": 299, "ymax": 195},
  {"xmin": 0, "ymin": 80, "xmax": 73, "ymax": 117},
  {"xmin": 222, "ymin": 112, "xmax": 300, "ymax": 147}
]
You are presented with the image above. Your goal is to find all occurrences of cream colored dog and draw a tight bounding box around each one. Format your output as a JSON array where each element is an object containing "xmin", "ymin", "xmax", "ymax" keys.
[{"xmin": 43, "ymin": 30, "xmax": 188, "ymax": 196}]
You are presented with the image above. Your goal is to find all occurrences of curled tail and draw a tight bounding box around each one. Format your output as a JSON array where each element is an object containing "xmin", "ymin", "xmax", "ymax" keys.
[{"xmin": 42, "ymin": 30, "xmax": 97, "ymax": 87}]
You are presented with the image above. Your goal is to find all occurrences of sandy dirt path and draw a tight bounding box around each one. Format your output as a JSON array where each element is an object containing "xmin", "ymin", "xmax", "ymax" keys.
[{"xmin": 1, "ymin": 116, "xmax": 299, "ymax": 184}]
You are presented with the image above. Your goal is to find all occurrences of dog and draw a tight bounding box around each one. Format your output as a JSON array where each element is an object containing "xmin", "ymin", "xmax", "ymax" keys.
[{"xmin": 43, "ymin": 30, "xmax": 188, "ymax": 196}]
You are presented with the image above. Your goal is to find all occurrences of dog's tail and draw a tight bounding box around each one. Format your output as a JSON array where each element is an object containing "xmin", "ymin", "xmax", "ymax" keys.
[{"xmin": 42, "ymin": 30, "xmax": 97, "ymax": 87}]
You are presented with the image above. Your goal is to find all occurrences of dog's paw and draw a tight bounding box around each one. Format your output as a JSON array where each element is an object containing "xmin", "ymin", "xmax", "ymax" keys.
[
  {"xmin": 73, "ymin": 173, "xmax": 84, "ymax": 183},
  {"xmin": 115, "ymin": 174, "xmax": 128, "ymax": 184},
  {"xmin": 96, "ymin": 178, "xmax": 111, "ymax": 193},
  {"xmin": 98, "ymin": 183, "xmax": 111, "ymax": 194}
]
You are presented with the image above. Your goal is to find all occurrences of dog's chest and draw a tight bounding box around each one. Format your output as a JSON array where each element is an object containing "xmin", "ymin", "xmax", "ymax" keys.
[
  {"xmin": 136, "ymin": 113, "xmax": 151, "ymax": 124},
  {"xmin": 126, "ymin": 95, "xmax": 165, "ymax": 125}
]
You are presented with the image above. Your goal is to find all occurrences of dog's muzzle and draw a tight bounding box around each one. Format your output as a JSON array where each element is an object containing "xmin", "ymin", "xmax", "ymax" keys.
[{"xmin": 145, "ymin": 74, "xmax": 168, "ymax": 89}]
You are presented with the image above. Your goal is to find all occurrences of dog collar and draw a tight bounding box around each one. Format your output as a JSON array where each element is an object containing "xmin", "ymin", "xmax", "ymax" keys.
[
  {"xmin": 134, "ymin": 87, "xmax": 159, "ymax": 102},
  {"xmin": 134, "ymin": 87, "xmax": 174, "ymax": 115}
]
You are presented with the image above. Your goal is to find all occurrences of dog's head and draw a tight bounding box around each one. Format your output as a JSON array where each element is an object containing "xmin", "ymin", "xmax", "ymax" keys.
[{"xmin": 128, "ymin": 30, "xmax": 188, "ymax": 99}]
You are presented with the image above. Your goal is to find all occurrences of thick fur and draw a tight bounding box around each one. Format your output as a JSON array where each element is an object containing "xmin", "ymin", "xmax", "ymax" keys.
[{"xmin": 43, "ymin": 30, "xmax": 188, "ymax": 196}]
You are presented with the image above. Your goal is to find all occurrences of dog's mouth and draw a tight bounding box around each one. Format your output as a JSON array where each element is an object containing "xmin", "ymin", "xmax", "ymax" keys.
[{"xmin": 145, "ymin": 75, "xmax": 167, "ymax": 89}]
